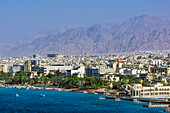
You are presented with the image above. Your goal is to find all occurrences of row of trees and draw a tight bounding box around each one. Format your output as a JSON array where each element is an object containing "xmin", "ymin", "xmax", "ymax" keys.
[
  {"xmin": 0, "ymin": 71, "xmax": 109, "ymax": 89},
  {"xmin": 0, "ymin": 71, "xmax": 30, "ymax": 84},
  {"xmin": 43, "ymin": 73, "xmax": 110, "ymax": 89},
  {"xmin": 0, "ymin": 71, "xmax": 167, "ymax": 90}
]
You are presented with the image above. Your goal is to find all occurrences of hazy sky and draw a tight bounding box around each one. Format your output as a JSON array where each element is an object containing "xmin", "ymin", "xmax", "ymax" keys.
[{"xmin": 0, "ymin": 0, "xmax": 169, "ymax": 43}]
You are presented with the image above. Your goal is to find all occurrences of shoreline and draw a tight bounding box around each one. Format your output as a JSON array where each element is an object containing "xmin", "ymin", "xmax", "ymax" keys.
[
  {"xmin": 1, "ymin": 84, "xmax": 169, "ymax": 112},
  {"xmin": 0, "ymin": 84, "xmax": 109, "ymax": 95},
  {"xmin": 1, "ymin": 84, "xmax": 170, "ymax": 106}
]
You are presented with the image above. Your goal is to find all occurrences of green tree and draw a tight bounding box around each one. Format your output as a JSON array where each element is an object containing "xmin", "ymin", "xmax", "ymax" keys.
[{"xmin": 14, "ymin": 71, "xmax": 29, "ymax": 84}]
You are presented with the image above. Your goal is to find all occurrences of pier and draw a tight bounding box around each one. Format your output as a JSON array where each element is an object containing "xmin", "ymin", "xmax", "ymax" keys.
[{"xmin": 143, "ymin": 102, "xmax": 169, "ymax": 108}]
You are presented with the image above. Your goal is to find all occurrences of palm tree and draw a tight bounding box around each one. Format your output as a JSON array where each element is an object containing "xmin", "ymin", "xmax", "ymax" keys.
[{"xmin": 29, "ymin": 79, "xmax": 35, "ymax": 85}]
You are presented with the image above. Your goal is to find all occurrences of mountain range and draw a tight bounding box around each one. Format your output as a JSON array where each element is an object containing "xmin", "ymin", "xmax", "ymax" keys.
[{"xmin": 0, "ymin": 15, "xmax": 170, "ymax": 57}]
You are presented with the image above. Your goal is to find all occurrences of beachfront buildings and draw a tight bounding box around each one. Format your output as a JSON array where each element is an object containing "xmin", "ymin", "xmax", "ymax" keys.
[
  {"xmin": 71, "ymin": 66, "xmax": 85, "ymax": 78},
  {"xmin": 0, "ymin": 51, "xmax": 169, "ymax": 85},
  {"xmin": 130, "ymin": 83, "xmax": 170, "ymax": 98}
]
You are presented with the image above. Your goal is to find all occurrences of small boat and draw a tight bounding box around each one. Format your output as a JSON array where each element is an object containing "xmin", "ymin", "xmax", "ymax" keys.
[
  {"xmin": 133, "ymin": 99, "xmax": 139, "ymax": 102},
  {"xmin": 16, "ymin": 94, "xmax": 19, "ymax": 97},
  {"xmin": 26, "ymin": 87, "xmax": 30, "ymax": 90},
  {"xmin": 83, "ymin": 91, "xmax": 88, "ymax": 93},
  {"xmin": 99, "ymin": 97, "xmax": 105, "ymax": 100},
  {"xmin": 5, "ymin": 86, "xmax": 8, "ymax": 88},
  {"xmin": 40, "ymin": 94, "xmax": 45, "ymax": 97},
  {"xmin": 17, "ymin": 87, "xmax": 21, "ymax": 89},
  {"xmin": 58, "ymin": 89, "xmax": 63, "ymax": 91},
  {"xmin": 94, "ymin": 92, "xmax": 98, "ymax": 94},
  {"xmin": 45, "ymin": 88, "xmax": 50, "ymax": 90},
  {"xmin": 115, "ymin": 98, "xmax": 122, "ymax": 101}
]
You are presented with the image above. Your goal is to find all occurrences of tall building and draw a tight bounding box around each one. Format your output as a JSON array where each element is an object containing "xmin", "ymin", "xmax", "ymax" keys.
[
  {"xmin": 24, "ymin": 59, "xmax": 46, "ymax": 72},
  {"xmin": 85, "ymin": 67, "xmax": 100, "ymax": 77},
  {"xmin": 24, "ymin": 60, "xmax": 31, "ymax": 72},
  {"xmin": 0, "ymin": 64, "xmax": 9, "ymax": 73}
]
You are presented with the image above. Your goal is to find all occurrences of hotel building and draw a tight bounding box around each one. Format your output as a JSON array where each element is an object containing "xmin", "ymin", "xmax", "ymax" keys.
[{"xmin": 130, "ymin": 83, "xmax": 170, "ymax": 98}]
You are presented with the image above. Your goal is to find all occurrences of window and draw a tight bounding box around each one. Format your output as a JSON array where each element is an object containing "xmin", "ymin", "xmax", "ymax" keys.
[{"xmin": 133, "ymin": 91, "xmax": 135, "ymax": 96}]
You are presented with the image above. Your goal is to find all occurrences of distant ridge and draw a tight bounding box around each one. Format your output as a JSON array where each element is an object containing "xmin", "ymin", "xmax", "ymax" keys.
[{"xmin": 0, "ymin": 15, "xmax": 170, "ymax": 57}]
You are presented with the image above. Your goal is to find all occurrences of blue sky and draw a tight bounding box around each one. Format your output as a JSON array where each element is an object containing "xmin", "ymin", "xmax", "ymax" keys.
[{"xmin": 0, "ymin": 0, "xmax": 169, "ymax": 43}]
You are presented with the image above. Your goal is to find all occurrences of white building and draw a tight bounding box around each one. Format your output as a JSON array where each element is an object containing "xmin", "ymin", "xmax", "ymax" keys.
[
  {"xmin": 0, "ymin": 64, "xmax": 9, "ymax": 73},
  {"xmin": 71, "ymin": 66, "xmax": 85, "ymax": 78},
  {"xmin": 9, "ymin": 65, "xmax": 24, "ymax": 73},
  {"xmin": 44, "ymin": 66, "xmax": 73, "ymax": 75},
  {"xmin": 149, "ymin": 59, "xmax": 163, "ymax": 66},
  {"xmin": 130, "ymin": 83, "xmax": 170, "ymax": 98}
]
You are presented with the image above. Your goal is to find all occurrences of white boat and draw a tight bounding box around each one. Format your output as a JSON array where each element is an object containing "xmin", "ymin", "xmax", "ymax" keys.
[
  {"xmin": 94, "ymin": 92, "xmax": 98, "ymax": 94},
  {"xmin": 40, "ymin": 94, "xmax": 45, "ymax": 97},
  {"xmin": 26, "ymin": 87, "xmax": 29, "ymax": 90},
  {"xmin": 58, "ymin": 89, "xmax": 63, "ymax": 91},
  {"xmin": 83, "ymin": 91, "xmax": 88, "ymax": 93},
  {"xmin": 133, "ymin": 99, "xmax": 139, "ymax": 102},
  {"xmin": 99, "ymin": 97, "xmax": 105, "ymax": 100},
  {"xmin": 115, "ymin": 98, "xmax": 121, "ymax": 101},
  {"xmin": 17, "ymin": 87, "xmax": 21, "ymax": 89},
  {"xmin": 45, "ymin": 88, "xmax": 50, "ymax": 90}
]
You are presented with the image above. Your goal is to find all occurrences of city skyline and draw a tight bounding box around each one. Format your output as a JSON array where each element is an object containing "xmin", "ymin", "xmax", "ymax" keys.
[{"xmin": 0, "ymin": 1, "xmax": 170, "ymax": 112}]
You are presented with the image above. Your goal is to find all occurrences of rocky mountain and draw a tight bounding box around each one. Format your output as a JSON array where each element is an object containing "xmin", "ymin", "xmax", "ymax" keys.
[{"xmin": 0, "ymin": 15, "xmax": 170, "ymax": 57}]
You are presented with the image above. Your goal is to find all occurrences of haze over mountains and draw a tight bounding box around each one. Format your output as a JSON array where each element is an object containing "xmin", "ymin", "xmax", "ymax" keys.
[{"xmin": 0, "ymin": 15, "xmax": 170, "ymax": 57}]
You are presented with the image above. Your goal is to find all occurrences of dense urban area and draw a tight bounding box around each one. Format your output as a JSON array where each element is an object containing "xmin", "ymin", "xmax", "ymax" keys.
[{"xmin": 0, "ymin": 51, "xmax": 170, "ymax": 96}]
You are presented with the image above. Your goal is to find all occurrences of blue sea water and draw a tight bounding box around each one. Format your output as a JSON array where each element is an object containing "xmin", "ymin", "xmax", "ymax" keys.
[{"xmin": 0, "ymin": 87, "xmax": 167, "ymax": 113}]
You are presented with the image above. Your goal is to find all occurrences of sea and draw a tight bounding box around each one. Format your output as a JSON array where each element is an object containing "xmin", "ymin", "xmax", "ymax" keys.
[{"xmin": 0, "ymin": 87, "xmax": 166, "ymax": 113}]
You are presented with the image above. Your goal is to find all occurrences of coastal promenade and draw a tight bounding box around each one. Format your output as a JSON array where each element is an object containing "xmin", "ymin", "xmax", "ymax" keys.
[{"xmin": 0, "ymin": 84, "xmax": 107, "ymax": 94}]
